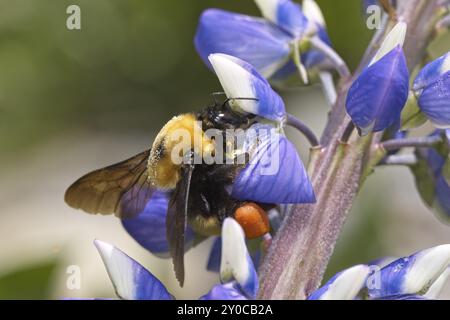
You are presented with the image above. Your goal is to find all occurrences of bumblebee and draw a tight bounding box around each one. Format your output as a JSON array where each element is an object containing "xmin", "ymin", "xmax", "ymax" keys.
[{"xmin": 65, "ymin": 99, "xmax": 272, "ymax": 285}]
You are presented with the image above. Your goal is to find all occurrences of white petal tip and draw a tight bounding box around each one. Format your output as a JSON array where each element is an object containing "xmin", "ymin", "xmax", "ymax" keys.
[
  {"xmin": 254, "ymin": 0, "xmax": 279, "ymax": 23},
  {"xmin": 405, "ymin": 244, "xmax": 450, "ymax": 294},
  {"xmin": 425, "ymin": 267, "xmax": 450, "ymax": 299},
  {"xmin": 208, "ymin": 54, "xmax": 258, "ymax": 114},
  {"xmin": 370, "ymin": 21, "xmax": 407, "ymax": 66},
  {"xmin": 94, "ymin": 239, "xmax": 114, "ymax": 259},
  {"xmin": 220, "ymin": 218, "xmax": 250, "ymax": 284},
  {"xmin": 320, "ymin": 265, "xmax": 370, "ymax": 300},
  {"xmin": 303, "ymin": 0, "xmax": 326, "ymax": 27},
  {"xmin": 442, "ymin": 53, "xmax": 450, "ymax": 74}
]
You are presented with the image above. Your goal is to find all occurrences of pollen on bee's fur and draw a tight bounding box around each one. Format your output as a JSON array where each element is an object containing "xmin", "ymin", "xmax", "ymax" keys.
[{"xmin": 234, "ymin": 202, "xmax": 270, "ymax": 239}]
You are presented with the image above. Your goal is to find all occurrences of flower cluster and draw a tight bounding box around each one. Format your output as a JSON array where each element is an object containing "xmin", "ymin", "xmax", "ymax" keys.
[
  {"xmin": 195, "ymin": 0, "xmax": 340, "ymax": 91},
  {"xmin": 90, "ymin": 219, "xmax": 450, "ymax": 300}
]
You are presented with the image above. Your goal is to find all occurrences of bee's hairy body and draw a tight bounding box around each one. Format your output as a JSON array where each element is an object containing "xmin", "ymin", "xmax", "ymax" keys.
[{"xmin": 148, "ymin": 103, "xmax": 255, "ymax": 236}]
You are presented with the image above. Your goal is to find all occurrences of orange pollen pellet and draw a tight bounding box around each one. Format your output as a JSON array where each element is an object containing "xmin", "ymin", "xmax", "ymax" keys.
[{"xmin": 234, "ymin": 202, "xmax": 270, "ymax": 239}]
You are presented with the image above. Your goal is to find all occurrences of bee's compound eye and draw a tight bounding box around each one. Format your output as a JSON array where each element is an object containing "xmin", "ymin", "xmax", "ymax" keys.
[{"xmin": 234, "ymin": 203, "xmax": 270, "ymax": 239}]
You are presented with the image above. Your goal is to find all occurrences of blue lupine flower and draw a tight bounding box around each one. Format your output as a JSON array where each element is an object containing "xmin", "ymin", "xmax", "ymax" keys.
[
  {"xmin": 413, "ymin": 52, "xmax": 450, "ymax": 128},
  {"xmin": 308, "ymin": 244, "xmax": 450, "ymax": 300},
  {"xmin": 209, "ymin": 53, "xmax": 286, "ymax": 121},
  {"xmin": 195, "ymin": 0, "xmax": 331, "ymax": 81},
  {"xmin": 346, "ymin": 22, "xmax": 409, "ymax": 135},
  {"xmin": 92, "ymin": 218, "xmax": 258, "ymax": 300},
  {"xmin": 371, "ymin": 254, "xmax": 450, "ymax": 299},
  {"xmin": 232, "ymin": 123, "xmax": 316, "ymax": 204},
  {"xmin": 308, "ymin": 265, "xmax": 371, "ymax": 300},
  {"xmin": 88, "ymin": 238, "xmax": 450, "ymax": 300},
  {"xmin": 195, "ymin": 8, "xmax": 293, "ymax": 78},
  {"xmin": 209, "ymin": 54, "xmax": 315, "ymax": 203},
  {"xmin": 367, "ymin": 244, "xmax": 450, "ymax": 299},
  {"xmin": 94, "ymin": 239, "xmax": 174, "ymax": 300}
]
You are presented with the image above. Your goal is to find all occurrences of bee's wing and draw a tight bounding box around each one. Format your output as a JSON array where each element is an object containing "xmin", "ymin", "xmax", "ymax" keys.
[
  {"xmin": 64, "ymin": 149, "xmax": 154, "ymax": 218},
  {"xmin": 166, "ymin": 163, "xmax": 194, "ymax": 287}
]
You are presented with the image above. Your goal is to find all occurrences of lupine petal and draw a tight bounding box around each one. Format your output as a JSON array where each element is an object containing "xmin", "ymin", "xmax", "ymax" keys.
[
  {"xmin": 424, "ymin": 267, "xmax": 450, "ymax": 299},
  {"xmin": 369, "ymin": 22, "xmax": 407, "ymax": 66},
  {"xmin": 195, "ymin": 9, "xmax": 292, "ymax": 78},
  {"xmin": 199, "ymin": 283, "xmax": 248, "ymax": 300},
  {"xmin": 368, "ymin": 244, "xmax": 450, "ymax": 299},
  {"xmin": 121, "ymin": 191, "xmax": 195, "ymax": 257},
  {"xmin": 346, "ymin": 46, "xmax": 409, "ymax": 134},
  {"xmin": 303, "ymin": 0, "xmax": 326, "ymax": 27},
  {"xmin": 232, "ymin": 124, "xmax": 315, "ymax": 204},
  {"xmin": 220, "ymin": 218, "xmax": 258, "ymax": 299},
  {"xmin": 207, "ymin": 237, "xmax": 262, "ymax": 273},
  {"xmin": 302, "ymin": 26, "xmax": 332, "ymax": 69},
  {"xmin": 209, "ymin": 53, "xmax": 286, "ymax": 121},
  {"xmin": 308, "ymin": 265, "xmax": 370, "ymax": 300},
  {"xmin": 94, "ymin": 240, "xmax": 173, "ymax": 300},
  {"xmin": 255, "ymin": 0, "xmax": 309, "ymax": 37},
  {"xmin": 413, "ymin": 51, "xmax": 450, "ymax": 91},
  {"xmin": 417, "ymin": 71, "xmax": 450, "ymax": 128}
]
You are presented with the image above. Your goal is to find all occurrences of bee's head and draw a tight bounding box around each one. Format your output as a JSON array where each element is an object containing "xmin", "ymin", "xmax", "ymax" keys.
[{"xmin": 148, "ymin": 113, "xmax": 215, "ymax": 189}]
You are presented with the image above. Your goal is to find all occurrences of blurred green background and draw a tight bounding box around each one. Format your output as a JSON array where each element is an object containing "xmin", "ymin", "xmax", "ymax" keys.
[{"xmin": 0, "ymin": 0, "xmax": 448, "ymax": 299}]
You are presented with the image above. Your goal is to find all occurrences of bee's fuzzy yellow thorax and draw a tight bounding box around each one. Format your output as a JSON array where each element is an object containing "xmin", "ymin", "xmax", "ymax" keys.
[{"xmin": 148, "ymin": 113, "xmax": 215, "ymax": 189}]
